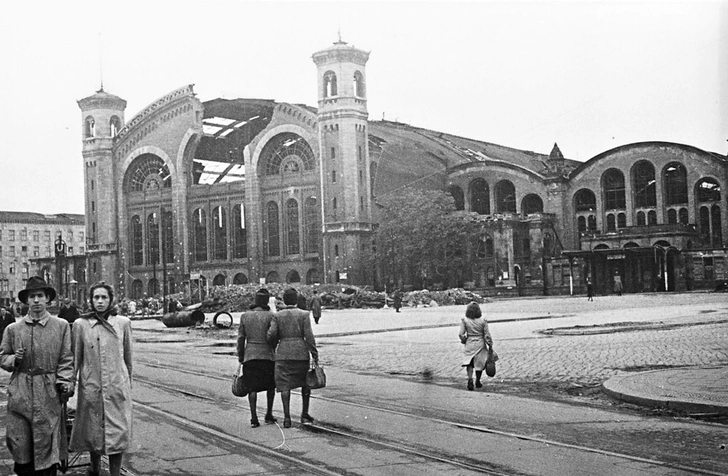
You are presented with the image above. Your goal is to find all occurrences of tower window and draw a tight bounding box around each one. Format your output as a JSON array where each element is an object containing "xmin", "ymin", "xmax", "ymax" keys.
[
  {"xmin": 354, "ymin": 70, "xmax": 365, "ymax": 97},
  {"xmin": 110, "ymin": 116, "xmax": 122, "ymax": 137},
  {"xmin": 333, "ymin": 197, "xmax": 337, "ymax": 209},
  {"xmin": 332, "ymin": 170, "xmax": 336, "ymax": 183},
  {"xmin": 324, "ymin": 71, "xmax": 338, "ymax": 97},
  {"xmin": 84, "ymin": 116, "xmax": 95, "ymax": 138},
  {"xmin": 331, "ymin": 147, "xmax": 336, "ymax": 160}
]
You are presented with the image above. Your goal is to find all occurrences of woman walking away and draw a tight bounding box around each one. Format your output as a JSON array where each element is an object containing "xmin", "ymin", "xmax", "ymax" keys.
[
  {"xmin": 237, "ymin": 288, "xmax": 277, "ymax": 428},
  {"xmin": 70, "ymin": 282, "xmax": 133, "ymax": 476},
  {"xmin": 267, "ymin": 288, "xmax": 319, "ymax": 428},
  {"xmin": 459, "ymin": 302, "xmax": 494, "ymax": 390}
]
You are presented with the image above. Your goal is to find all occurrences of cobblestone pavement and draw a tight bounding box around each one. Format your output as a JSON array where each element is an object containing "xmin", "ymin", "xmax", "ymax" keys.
[{"xmin": 314, "ymin": 293, "xmax": 728, "ymax": 401}]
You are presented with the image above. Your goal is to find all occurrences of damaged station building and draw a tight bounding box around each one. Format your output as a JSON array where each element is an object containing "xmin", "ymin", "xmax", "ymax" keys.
[{"xmin": 77, "ymin": 39, "xmax": 728, "ymax": 299}]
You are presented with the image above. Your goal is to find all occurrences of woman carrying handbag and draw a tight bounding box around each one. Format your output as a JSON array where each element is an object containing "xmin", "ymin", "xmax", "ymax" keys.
[{"xmin": 459, "ymin": 302, "xmax": 494, "ymax": 390}]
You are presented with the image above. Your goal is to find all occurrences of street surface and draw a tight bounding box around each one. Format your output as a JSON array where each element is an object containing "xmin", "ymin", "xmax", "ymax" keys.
[{"xmin": 1, "ymin": 291, "xmax": 726, "ymax": 475}]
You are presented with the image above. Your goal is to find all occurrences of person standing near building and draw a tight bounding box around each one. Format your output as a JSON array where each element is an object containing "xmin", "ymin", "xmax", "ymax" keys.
[
  {"xmin": 586, "ymin": 277, "xmax": 594, "ymax": 301},
  {"xmin": 237, "ymin": 288, "xmax": 277, "ymax": 428},
  {"xmin": 309, "ymin": 289, "xmax": 322, "ymax": 324},
  {"xmin": 267, "ymin": 288, "xmax": 319, "ymax": 428},
  {"xmin": 392, "ymin": 289, "xmax": 402, "ymax": 313},
  {"xmin": 613, "ymin": 272, "xmax": 623, "ymax": 296},
  {"xmin": 0, "ymin": 306, "xmax": 14, "ymax": 340},
  {"xmin": 0, "ymin": 276, "xmax": 74, "ymax": 476},
  {"xmin": 70, "ymin": 282, "xmax": 133, "ymax": 476}
]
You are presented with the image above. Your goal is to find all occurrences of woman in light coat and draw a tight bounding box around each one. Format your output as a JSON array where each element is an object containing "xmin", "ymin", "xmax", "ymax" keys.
[
  {"xmin": 459, "ymin": 302, "xmax": 493, "ymax": 390},
  {"xmin": 70, "ymin": 282, "xmax": 132, "ymax": 476}
]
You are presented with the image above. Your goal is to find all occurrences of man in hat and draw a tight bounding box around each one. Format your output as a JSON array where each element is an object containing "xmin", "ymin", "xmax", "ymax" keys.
[{"xmin": 0, "ymin": 276, "xmax": 74, "ymax": 476}]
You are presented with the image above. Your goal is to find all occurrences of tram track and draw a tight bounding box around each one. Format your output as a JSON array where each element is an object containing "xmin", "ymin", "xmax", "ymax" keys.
[{"xmin": 134, "ymin": 357, "xmax": 725, "ymax": 476}]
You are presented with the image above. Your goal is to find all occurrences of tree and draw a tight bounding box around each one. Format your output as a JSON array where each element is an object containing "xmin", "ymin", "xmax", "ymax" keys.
[{"xmin": 374, "ymin": 186, "xmax": 476, "ymax": 289}]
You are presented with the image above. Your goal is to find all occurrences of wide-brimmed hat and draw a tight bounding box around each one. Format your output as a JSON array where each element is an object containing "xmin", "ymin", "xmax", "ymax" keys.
[{"xmin": 18, "ymin": 276, "xmax": 57, "ymax": 303}]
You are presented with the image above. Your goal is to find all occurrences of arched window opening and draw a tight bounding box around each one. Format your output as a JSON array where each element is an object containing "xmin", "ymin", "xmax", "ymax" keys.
[
  {"xmin": 470, "ymin": 179, "xmax": 490, "ymax": 214},
  {"xmin": 148, "ymin": 279, "xmax": 159, "ymax": 297},
  {"xmin": 624, "ymin": 242, "xmax": 640, "ymax": 248},
  {"xmin": 667, "ymin": 209, "xmax": 677, "ymax": 224},
  {"xmin": 485, "ymin": 236, "xmax": 494, "ymax": 257},
  {"xmin": 286, "ymin": 270, "xmax": 301, "ymax": 283},
  {"xmin": 212, "ymin": 205, "xmax": 227, "ymax": 260},
  {"xmin": 578, "ymin": 216, "xmax": 587, "ymax": 232},
  {"xmin": 146, "ymin": 213, "xmax": 159, "ymax": 266},
  {"xmin": 664, "ymin": 162, "xmax": 688, "ymax": 205},
  {"xmin": 130, "ymin": 215, "xmax": 143, "ymax": 266},
  {"xmin": 306, "ymin": 268, "xmax": 320, "ymax": 285},
  {"xmin": 266, "ymin": 271, "xmax": 280, "ymax": 284},
  {"xmin": 697, "ymin": 178, "xmax": 721, "ymax": 202},
  {"xmin": 323, "ymin": 71, "xmax": 338, "ymax": 97},
  {"xmin": 699, "ymin": 206, "xmax": 711, "ymax": 244},
  {"xmin": 370, "ymin": 161, "xmax": 377, "ymax": 198},
  {"xmin": 606, "ymin": 214, "xmax": 616, "ymax": 232},
  {"xmin": 647, "ymin": 210, "xmax": 657, "ymax": 226},
  {"xmin": 354, "ymin": 71, "xmax": 365, "ymax": 97},
  {"xmin": 449, "ymin": 185, "xmax": 465, "ymax": 211},
  {"xmin": 617, "ymin": 213, "xmax": 627, "ymax": 228},
  {"xmin": 521, "ymin": 194, "xmax": 543, "ymax": 215},
  {"xmin": 266, "ymin": 202, "xmax": 280, "ymax": 257},
  {"xmin": 588, "ymin": 215, "xmax": 597, "ymax": 231},
  {"xmin": 679, "ymin": 208, "xmax": 689, "ymax": 224},
  {"xmin": 711, "ymin": 204, "xmax": 722, "ymax": 246},
  {"xmin": 232, "ymin": 204, "xmax": 247, "ymax": 259},
  {"xmin": 332, "ymin": 170, "xmax": 336, "ymax": 183},
  {"xmin": 603, "ymin": 169, "xmax": 626, "ymax": 210},
  {"xmin": 233, "ymin": 273, "xmax": 248, "ymax": 285},
  {"xmin": 543, "ymin": 234, "xmax": 554, "ymax": 257},
  {"xmin": 636, "ymin": 211, "xmax": 646, "ymax": 226},
  {"xmin": 574, "ymin": 189, "xmax": 596, "ymax": 212},
  {"xmin": 286, "ymin": 199, "xmax": 300, "ymax": 255},
  {"xmin": 476, "ymin": 237, "xmax": 486, "ymax": 259},
  {"xmin": 193, "ymin": 208, "xmax": 207, "ymax": 262},
  {"xmin": 304, "ymin": 197, "xmax": 319, "ymax": 254},
  {"xmin": 109, "ymin": 116, "xmax": 122, "ymax": 137},
  {"xmin": 633, "ymin": 161, "xmax": 656, "ymax": 208},
  {"xmin": 594, "ymin": 244, "xmax": 610, "ymax": 250},
  {"xmin": 495, "ymin": 180, "xmax": 516, "ymax": 213},
  {"xmin": 213, "ymin": 274, "xmax": 226, "ymax": 286},
  {"xmin": 125, "ymin": 154, "xmax": 172, "ymax": 192},
  {"xmin": 260, "ymin": 133, "xmax": 315, "ymax": 176},
  {"xmin": 84, "ymin": 116, "xmax": 95, "ymax": 138},
  {"xmin": 131, "ymin": 280, "xmax": 143, "ymax": 299}
]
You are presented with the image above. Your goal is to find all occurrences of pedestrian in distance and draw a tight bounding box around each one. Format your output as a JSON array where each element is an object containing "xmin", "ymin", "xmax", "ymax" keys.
[
  {"xmin": 459, "ymin": 302, "xmax": 494, "ymax": 391},
  {"xmin": 0, "ymin": 306, "xmax": 14, "ymax": 340},
  {"xmin": 586, "ymin": 277, "xmax": 594, "ymax": 301},
  {"xmin": 0, "ymin": 276, "xmax": 74, "ymax": 476},
  {"xmin": 613, "ymin": 272, "xmax": 623, "ymax": 296},
  {"xmin": 309, "ymin": 289, "xmax": 322, "ymax": 324},
  {"xmin": 237, "ymin": 288, "xmax": 278, "ymax": 428},
  {"xmin": 267, "ymin": 288, "xmax": 319, "ymax": 428},
  {"xmin": 70, "ymin": 282, "xmax": 133, "ymax": 476},
  {"xmin": 392, "ymin": 289, "xmax": 402, "ymax": 313},
  {"xmin": 297, "ymin": 292, "xmax": 308, "ymax": 311}
]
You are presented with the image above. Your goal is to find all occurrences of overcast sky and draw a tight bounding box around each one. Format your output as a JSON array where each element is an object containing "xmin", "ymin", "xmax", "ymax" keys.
[{"xmin": 1, "ymin": 0, "xmax": 726, "ymax": 214}]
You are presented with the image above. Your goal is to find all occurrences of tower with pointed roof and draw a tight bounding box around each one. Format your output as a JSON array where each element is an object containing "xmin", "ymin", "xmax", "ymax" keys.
[
  {"xmin": 77, "ymin": 88, "xmax": 127, "ymax": 288},
  {"xmin": 313, "ymin": 39, "xmax": 372, "ymax": 284}
]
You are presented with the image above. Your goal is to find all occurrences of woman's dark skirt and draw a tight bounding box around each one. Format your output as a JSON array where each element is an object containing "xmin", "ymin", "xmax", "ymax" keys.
[
  {"xmin": 243, "ymin": 360, "xmax": 276, "ymax": 393},
  {"xmin": 274, "ymin": 360, "xmax": 309, "ymax": 392}
]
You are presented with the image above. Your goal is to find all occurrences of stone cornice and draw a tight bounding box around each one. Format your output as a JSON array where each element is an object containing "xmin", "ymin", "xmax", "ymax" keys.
[{"xmin": 116, "ymin": 84, "xmax": 196, "ymax": 140}]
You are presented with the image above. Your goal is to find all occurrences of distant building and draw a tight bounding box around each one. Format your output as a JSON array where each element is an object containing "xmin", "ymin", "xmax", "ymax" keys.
[
  {"xmin": 0, "ymin": 212, "xmax": 86, "ymax": 308},
  {"xmin": 77, "ymin": 39, "xmax": 728, "ymax": 298}
]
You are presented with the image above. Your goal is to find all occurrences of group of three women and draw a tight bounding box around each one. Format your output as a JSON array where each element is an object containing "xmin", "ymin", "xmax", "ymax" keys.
[{"xmin": 237, "ymin": 287, "xmax": 319, "ymax": 429}]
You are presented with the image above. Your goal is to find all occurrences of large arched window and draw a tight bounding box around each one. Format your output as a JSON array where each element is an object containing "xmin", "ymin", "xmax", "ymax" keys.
[
  {"xmin": 125, "ymin": 154, "xmax": 172, "ymax": 192},
  {"xmin": 304, "ymin": 197, "xmax": 319, "ymax": 254},
  {"xmin": 664, "ymin": 162, "xmax": 688, "ymax": 205},
  {"xmin": 260, "ymin": 133, "xmax": 316, "ymax": 176},
  {"xmin": 632, "ymin": 161, "xmax": 656, "ymax": 208},
  {"xmin": 193, "ymin": 208, "xmax": 207, "ymax": 262},
  {"xmin": 470, "ymin": 179, "xmax": 490, "ymax": 214},
  {"xmin": 495, "ymin": 180, "xmax": 516, "ymax": 213},
  {"xmin": 212, "ymin": 205, "xmax": 227, "ymax": 260},
  {"xmin": 266, "ymin": 202, "xmax": 280, "ymax": 257},
  {"xmin": 602, "ymin": 169, "xmax": 626, "ymax": 210},
  {"xmin": 354, "ymin": 71, "xmax": 365, "ymax": 97},
  {"xmin": 574, "ymin": 189, "xmax": 596, "ymax": 212},
  {"xmin": 449, "ymin": 185, "xmax": 465, "ymax": 211},
  {"xmin": 286, "ymin": 199, "xmax": 300, "ymax": 255},
  {"xmin": 521, "ymin": 194, "xmax": 543, "ymax": 215},
  {"xmin": 323, "ymin": 71, "xmax": 337, "ymax": 97},
  {"xmin": 146, "ymin": 213, "xmax": 159, "ymax": 265},
  {"xmin": 232, "ymin": 204, "xmax": 247, "ymax": 259},
  {"xmin": 696, "ymin": 178, "xmax": 721, "ymax": 203},
  {"xmin": 130, "ymin": 215, "xmax": 143, "ymax": 266}
]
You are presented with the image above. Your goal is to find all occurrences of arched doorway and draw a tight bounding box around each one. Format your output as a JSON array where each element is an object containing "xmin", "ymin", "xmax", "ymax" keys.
[
  {"xmin": 233, "ymin": 273, "xmax": 248, "ymax": 284},
  {"xmin": 213, "ymin": 274, "xmax": 226, "ymax": 286},
  {"xmin": 286, "ymin": 270, "xmax": 301, "ymax": 283}
]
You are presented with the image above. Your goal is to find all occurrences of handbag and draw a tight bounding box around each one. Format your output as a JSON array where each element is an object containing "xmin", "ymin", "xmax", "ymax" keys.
[
  {"xmin": 306, "ymin": 362, "xmax": 327, "ymax": 389},
  {"xmin": 231, "ymin": 364, "xmax": 249, "ymax": 397},
  {"xmin": 485, "ymin": 348, "xmax": 499, "ymax": 378}
]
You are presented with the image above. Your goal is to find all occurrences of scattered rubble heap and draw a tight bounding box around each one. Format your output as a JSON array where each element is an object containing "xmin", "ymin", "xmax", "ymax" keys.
[{"xmin": 167, "ymin": 285, "xmax": 485, "ymax": 313}]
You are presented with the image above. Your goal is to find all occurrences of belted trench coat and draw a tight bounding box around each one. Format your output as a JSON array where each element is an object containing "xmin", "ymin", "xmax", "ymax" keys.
[
  {"xmin": 70, "ymin": 314, "xmax": 133, "ymax": 454},
  {"xmin": 0, "ymin": 312, "xmax": 74, "ymax": 470}
]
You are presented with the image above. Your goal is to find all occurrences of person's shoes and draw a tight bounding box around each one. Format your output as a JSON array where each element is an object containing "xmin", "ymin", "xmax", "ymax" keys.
[
  {"xmin": 250, "ymin": 417, "xmax": 260, "ymax": 428},
  {"xmin": 467, "ymin": 379, "xmax": 474, "ymax": 391},
  {"xmin": 300, "ymin": 413, "xmax": 314, "ymax": 424},
  {"xmin": 283, "ymin": 417, "xmax": 292, "ymax": 428},
  {"xmin": 475, "ymin": 380, "xmax": 482, "ymax": 388},
  {"xmin": 264, "ymin": 413, "xmax": 277, "ymax": 424}
]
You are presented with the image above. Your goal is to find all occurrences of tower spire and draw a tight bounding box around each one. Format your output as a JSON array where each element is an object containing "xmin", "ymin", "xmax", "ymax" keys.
[{"xmin": 98, "ymin": 32, "xmax": 104, "ymax": 92}]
